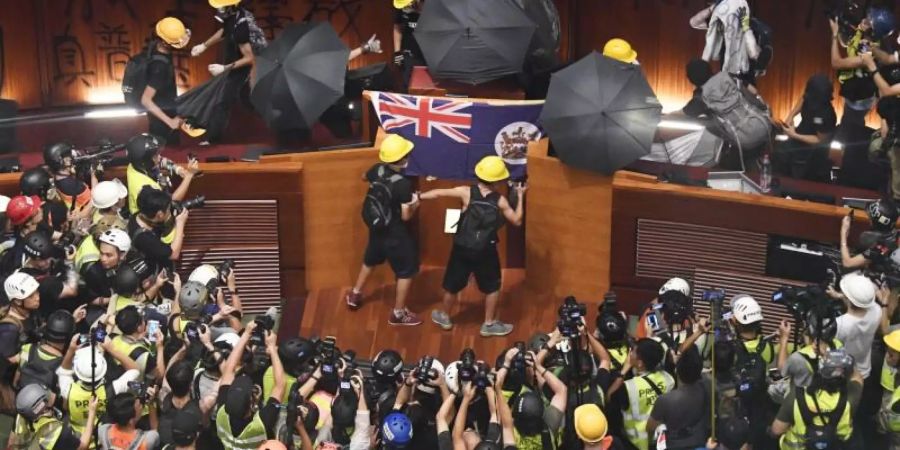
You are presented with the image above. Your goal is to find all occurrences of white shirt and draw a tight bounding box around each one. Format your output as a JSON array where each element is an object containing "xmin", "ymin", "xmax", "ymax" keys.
[{"xmin": 836, "ymin": 305, "xmax": 882, "ymax": 378}]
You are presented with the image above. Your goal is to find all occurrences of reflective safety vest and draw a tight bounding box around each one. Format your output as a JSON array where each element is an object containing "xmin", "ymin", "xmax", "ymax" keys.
[
  {"xmin": 879, "ymin": 364, "xmax": 900, "ymax": 438},
  {"xmin": 514, "ymin": 426, "xmax": 558, "ymax": 450},
  {"xmin": 838, "ymin": 30, "xmax": 874, "ymax": 84},
  {"xmin": 262, "ymin": 365, "xmax": 295, "ymax": 404},
  {"xmin": 110, "ymin": 335, "xmax": 151, "ymax": 372},
  {"xmin": 112, "ymin": 294, "xmax": 139, "ymax": 312},
  {"xmin": 215, "ymin": 405, "xmax": 268, "ymax": 450},
  {"xmin": 11, "ymin": 414, "xmax": 64, "ymax": 450},
  {"xmin": 609, "ymin": 345, "xmax": 629, "ymax": 371},
  {"xmin": 623, "ymin": 370, "xmax": 675, "ymax": 450},
  {"xmin": 74, "ymin": 236, "xmax": 100, "ymax": 274},
  {"xmin": 67, "ymin": 380, "xmax": 112, "ymax": 443},
  {"xmin": 127, "ymin": 164, "xmax": 161, "ymax": 215},
  {"xmin": 780, "ymin": 388, "xmax": 852, "ymax": 450},
  {"xmin": 741, "ymin": 336, "xmax": 775, "ymax": 366}
]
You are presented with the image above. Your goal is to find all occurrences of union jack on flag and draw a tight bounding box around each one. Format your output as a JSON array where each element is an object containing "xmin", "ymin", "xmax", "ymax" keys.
[{"xmin": 375, "ymin": 92, "xmax": 473, "ymax": 144}]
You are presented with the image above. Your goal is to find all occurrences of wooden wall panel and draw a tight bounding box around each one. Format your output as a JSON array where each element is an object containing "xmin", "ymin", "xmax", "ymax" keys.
[
  {"xmin": 0, "ymin": 1, "xmax": 43, "ymax": 108},
  {"xmin": 524, "ymin": 140, "xmax": 611, "ymax": 300}
]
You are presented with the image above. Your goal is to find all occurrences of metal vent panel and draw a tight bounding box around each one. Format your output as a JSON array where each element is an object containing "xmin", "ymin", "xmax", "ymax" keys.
[
  {"xmin": 178, "ymin": 200, "xmax": 281, "ymax": 315},
  {"xmin": 691, "ymin": 268, "xmax": 806, "ymax": 340},
  {"xmin": 635, "ymin": 219, "xmax": 768, "ymax": 279}
]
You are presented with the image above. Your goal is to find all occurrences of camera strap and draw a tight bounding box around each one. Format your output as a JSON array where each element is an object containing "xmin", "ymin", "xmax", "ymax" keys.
[{"xmin": 641, "ymin": 374, "xmax": 664, "ymax": 398}]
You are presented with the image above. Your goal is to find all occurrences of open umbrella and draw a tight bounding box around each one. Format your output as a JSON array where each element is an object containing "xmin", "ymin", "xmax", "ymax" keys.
[
  {"xmin": 414, "ymin": 0, "xmax": 536, "ymax": 85},
  {"xmin": 540, "ymin": 52, "xmax": 662, "ymax": 174},
  {"xmin": 251, "ymin": 22, "xmax": 349, "ymax": 131}
]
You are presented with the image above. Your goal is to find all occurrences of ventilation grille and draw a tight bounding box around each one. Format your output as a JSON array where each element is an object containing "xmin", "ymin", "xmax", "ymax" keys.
[
  {"xmin": 635, "ymin": 219, "xmax": 768, "ymax": 279},
  {"xmin": 177, "ymin": 200, "xmax": 281, "ymax": 314},
  {"xmin": 691, "ymin": 268, "xmax": 806, "ymax": 339}
]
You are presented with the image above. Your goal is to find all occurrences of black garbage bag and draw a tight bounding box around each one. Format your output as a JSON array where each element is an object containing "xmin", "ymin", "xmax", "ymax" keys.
[{"xmin": 176, "ymin": 72, "xmax": 231, "ymax": 130}]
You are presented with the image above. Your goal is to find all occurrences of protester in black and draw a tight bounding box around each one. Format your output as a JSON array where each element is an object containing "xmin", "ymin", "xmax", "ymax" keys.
[
  {"xmin": 346, "ymin": 134, "xmax": 422, "ymax": 326},
  {"xmin": 128, "ymin": 187, "xmax": 189, "ymax": 273},
  {"xmin": 683, "ymin": 59, "xmax": 713, "ymax": 118},
  {"xmin": 191, "ymin": 1, "xmax": 262, "ymax": 145},
  {"xmin": 774, "ymin": 73, "xmax": 837, "ymax": 181},
  {"xmin": 145, "ymin": 18, "xmax": 191, "ymax": 145},
  {"xmin": 421, "ymin": 156, "xmax": 525, "ymax": 337},
  {"xmin": 393, "ymin": 0, "xmax": 425, "ymax": 90}
]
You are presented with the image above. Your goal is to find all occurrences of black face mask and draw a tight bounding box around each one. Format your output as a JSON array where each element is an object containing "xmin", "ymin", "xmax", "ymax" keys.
[{"xmin": 215, "ymin": 7, "xmax": 237, "ymax": 23}]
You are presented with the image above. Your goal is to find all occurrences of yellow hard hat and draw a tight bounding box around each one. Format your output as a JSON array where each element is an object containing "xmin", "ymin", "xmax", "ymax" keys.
[
  {"xmin": 574, "ymin": 404, "xmax": 608, "ymax": 443},
  {"xmin": 394, "ymin": 0, "xmax": 415, "ymax": 8},
  {"xmin": 379, "ymin": 134, "xmax": 415, "ymax": 163},
  {"xmin": 209, "ymin": 0, "xmax": 242, "ymax": 7},
  {"xmin": 181, "ymin": 123, "xmax": 207, "ymax": 138},
  {"xmin": 474, "ymin": 156, "xmax": 510, "ymax": 182},
  {"xmin": 603, "ymin": 38, "xmax": 638, "ymax": 64},
  {"xmin": 155, "ymin": 17, "xmax": 191, "ymax": 49},
  {"xmin": 886, "ymin": 330, "xmax": 900, "ymax": 352}
]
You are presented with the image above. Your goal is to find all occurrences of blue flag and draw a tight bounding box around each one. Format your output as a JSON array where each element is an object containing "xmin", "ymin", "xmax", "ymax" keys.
[{"xmin": 371, "ymin": 91, "xmax": 544, "ymax": 180}]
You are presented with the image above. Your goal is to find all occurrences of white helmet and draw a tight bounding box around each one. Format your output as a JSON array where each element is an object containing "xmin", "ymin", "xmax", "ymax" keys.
[
  {"xmin": 74, "ymin": 346, "xmax": 106, "ymax": 383},
  {"xmin": 0, "ymin": 195, "xmax": 11, "ymax": 213},
  {"xmin": 444, "ymin": 361, "xmax": 461, "ymax": 395},
  {"xmin": 91, "ymin": 179, "xmax": 127, "ymax": 209},
  {"xmin": 97, "ymin": 229, "xmax": 131, "ymax": 253},
  {"xmin": 215, "ymin": 332, "xmax": 240, "ymax": 348},
  {"xmin": 4, "ymin": 272, "xmax": 39, "ymax": 301},
  {"xmin": 659, "ymin": 277, "xmax": 691, "ymax": 297},
  {"xmin": 189, "ymin": 264, "xmax": 219, "ymax": 289},
  {"xmin": 840, "ymin": 272, "xmax": 877, "ymax": 309},
  {"xmin": 416, "ymin": 358, "xmax": 446, "ymax": 395},
  {"xmin": 731, "ymin": 295, "xmax": 763, "ymax": 325},
  {"xmin": 891, "ymin": 248, "xmax": 900, "ymax": 268}
]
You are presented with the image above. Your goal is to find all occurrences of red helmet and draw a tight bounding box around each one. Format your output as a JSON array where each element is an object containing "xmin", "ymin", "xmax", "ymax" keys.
[{"xmin": 6, "ymin": 195, "xmax": 42, "ymax": 226}]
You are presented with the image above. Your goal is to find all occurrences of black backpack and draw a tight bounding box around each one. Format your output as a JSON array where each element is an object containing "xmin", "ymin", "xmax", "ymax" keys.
[
  {"xmin": 797, "ymin": 387, "xmax": 848, "ymax": 450},
  {"xmin": 735, "ymin": 340, "xmax": 768, "ymax": 403},
  {"xmin": 361, "ymin": 165, "xmax": 404, "ymax": 231},
  {"xmin": 122, "ymin": 46, "xmax": 169, "ymax": 107},
  {"xmin": 17, "ymin": 345, "xmax": 60, "ymax": 390},
  {"xmin": 453, "ymin": 186, "xmax": 502, "ymax": 252}
]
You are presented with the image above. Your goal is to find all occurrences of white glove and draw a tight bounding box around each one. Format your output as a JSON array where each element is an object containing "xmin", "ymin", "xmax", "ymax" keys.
[
  {"xmin": 362, "ymin": 34, "xmax": 382, "ymax": 54},
  {"xmin": 208, "ymin": 64, "xmax": 226, "ymax": 76},
  {"xmin": 191, "ymin": 43, "xmax": 207, "ymax": 57}
]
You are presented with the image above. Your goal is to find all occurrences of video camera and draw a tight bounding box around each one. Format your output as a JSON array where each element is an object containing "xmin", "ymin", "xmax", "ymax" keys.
[
  {"xmin": 772, "ymin": 284, "xmax": 840, "ymax": 319},
  {"xmin": 558, "ymin": 296, "xmax": 587, "ymax": 338},
  {"xmin": 660, "ymin": 289, "xmax": 693, "ymax": 325}
]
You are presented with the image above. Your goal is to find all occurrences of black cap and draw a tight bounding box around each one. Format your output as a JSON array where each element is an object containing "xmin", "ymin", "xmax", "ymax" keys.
[
  {"xmin": 224, "ymin": 375, "xmax": 254, "ymax": 417},
  {"xmin": 171, "ymin": 408, "xmax": 203, "ymax": 445}
]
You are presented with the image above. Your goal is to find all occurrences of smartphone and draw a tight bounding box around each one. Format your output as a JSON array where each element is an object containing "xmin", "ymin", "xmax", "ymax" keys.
[
  {"xmin": 93, "ymin": 328, "xmax": 107, "ymax": 343},
  {"xmin": 147, "ymin": 320, "xmax": 160, "ymax": 342},
  {"xmin": 79, "ymin": 334, "xmax": 89, "ymax": 346},
  {"xmin": 646, "ymin": 312, "xmax": 661, "ymax": 332}
]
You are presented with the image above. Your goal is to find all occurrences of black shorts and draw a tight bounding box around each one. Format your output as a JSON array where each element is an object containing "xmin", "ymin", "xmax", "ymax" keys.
[
  {"xmin": 442, "ymin": 244, "xmax": 501, "ymax": 294},
  {"xmin": 363, "ymin": 231, "xmax": 419, "ymax": 279}
]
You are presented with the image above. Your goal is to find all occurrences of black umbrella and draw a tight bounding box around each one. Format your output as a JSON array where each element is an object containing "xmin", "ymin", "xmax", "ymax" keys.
[
  {"xmin": 414, "ymin": 0, "xmax": 537, "ymax": 85},
  {"xmin": 514, "ymin": 0, "xmax": 561, "ymax": 74},
  {"xmin": 251, "ymin": 22, "xmax": 349, "ymax": 131},
  {"xmin": 540, "ymin": 52, "xmax": 662, "ymax": 174}
]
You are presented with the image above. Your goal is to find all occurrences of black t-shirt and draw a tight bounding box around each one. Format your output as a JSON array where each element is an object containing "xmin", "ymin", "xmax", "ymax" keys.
[
  {"xmin": 127, "ymin": 217, "xmax": 173, "ymax": 269},
  {"xmin": 365, "ymin": 164, "xmax": 413, "ymax": 236},
  {"xmin": 394, "ymin": 8, "xmax": 423, "ymax": 60},
  {"xmin": 81, "ymin": 263, "xmax": 113, "ymax": 300},
  {"xmin": 878, "ymin": 96, "xmax": 900, "ymax": 130},
  {"xmin": 796, "ymin": 101, "xmax": 837, "ymax": 138},
  {"xmin": 146, "ymin": 50, "xmax": 176, "ymax": 112},
  {"xmin": 216, "ymin": 384, "xmax": 280, "ymax": 438},
  {"xmin": 19, "ymin": 267, "xmax": 64, "ymax": 318},
  {"xmin": 223, "ymin": 9, "xmax": 252, "ymax": 67}
]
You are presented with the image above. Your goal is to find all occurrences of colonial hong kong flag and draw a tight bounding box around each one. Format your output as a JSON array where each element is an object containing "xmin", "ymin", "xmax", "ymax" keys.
[{"xmin": 371, "ymin": 91, "xmax": 545, "ymax": 180}]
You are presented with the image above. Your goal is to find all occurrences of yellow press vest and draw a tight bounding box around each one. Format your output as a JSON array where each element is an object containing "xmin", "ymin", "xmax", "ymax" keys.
[
  {"xmin": 74, "ymin": 236, "xmax": 100, "ymax": 273},
  {"xmin": 12, "ymin": 414, "xmax": 64, "ymax": 450},
  {"xmin": 110, "ymin": 336, "xmax": 151, "ymax": 369},
  {"xmin": 67, "ymin": 381, "xmax": 111, "ymax": 443},
  {"xmin": 780, "ymin": 388, "xmax": 852, "ymax": 450},
  {"xmin": 112, "ymin": 294, "xmax": 138, "ymax": 312},
  {"xmin": 513, "ymin": 426, "xmax": 557, "ymax": 450},
  {"xmin": 879, "ymin": 364, "xmax": 900, "ymax": 435},
  {"xmin": 609, "ymin": 345, "xmax": 629, "ymax": 370},
  {"xmin": 838, "ymin": 31, "xmax": 873, "ymax": 84},
  {"xmin": 127, "ymin": 164, "xmax": 161, "ymax": 215},
  {"xmin": 215, "ymin": 405, "xmax": 268, "ymax": 450},
  {"xmin": 623, "ymin": 370, "xmax": 675, "ymax": 450},
  {"xmin": 742, "ymin": 336, "xmax": 775, "ymax": 366},
  {"xmin": 261, "ymin": 366, "xmax": 295, "ymax": 404}
]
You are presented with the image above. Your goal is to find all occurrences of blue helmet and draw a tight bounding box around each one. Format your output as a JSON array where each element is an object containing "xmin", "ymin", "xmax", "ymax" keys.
[
  {"xmin": 869, "ymin": 7, "xmax": 896, "ymax": 40},
  {"xmin": 382, "ymin": 412, "xmax": 413, "ymax": 447}
]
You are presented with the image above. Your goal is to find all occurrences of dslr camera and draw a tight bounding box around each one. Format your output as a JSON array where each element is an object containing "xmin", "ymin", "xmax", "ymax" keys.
[
  {"xmin": 415, "ymin": 356, "xmax": 436, "ymax": 384},
  {"xmin": 127, "ymin": 381, "xmax": 150, "ymax": 403},
  {"xmin": 172, "ymin": 195, "xmax": 206, "ymax": 214},
  {"xmin": 318, "ymin": 336, "xmax": 339, "ymax": 379},
  {"xmin": 473, "ymin": 363, "xmax": 492, "ymax": 390},
  {"xmin": 249, "ymin": 315, "xmax": 275, "ymax": 348},
  {"xmin": 458, "ymin": 348, "xmax": 477, "ymax": 383},
  {"xmin": 558, "ymin": 296, "xmax": 587, "ymax": 338},
  {"xmin": 511, "ymin": 342, "xmax": 528, "ymax": 373},
  {"xmin": 184, "ymin": 322, "xmax": 207, "ymax": 342}
]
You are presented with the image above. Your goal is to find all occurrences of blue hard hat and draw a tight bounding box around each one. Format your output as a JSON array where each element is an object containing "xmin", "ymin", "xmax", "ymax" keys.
[
  {"xmin": 869, "ymin": 7, "xmax": 896, "ymax": 40},
  {"xmin": 382, "ymin": 412, "xmax": 413, "ymax": 447}
]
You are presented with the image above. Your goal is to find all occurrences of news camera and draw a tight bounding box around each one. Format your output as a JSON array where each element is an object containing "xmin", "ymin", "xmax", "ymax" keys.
[{"xmin": 771, "ymin": 284, "xmax": 839, "ymax": 319}]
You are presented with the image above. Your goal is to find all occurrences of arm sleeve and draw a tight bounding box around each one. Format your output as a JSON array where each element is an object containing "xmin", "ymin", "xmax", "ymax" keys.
[
  {"xmin": 394, "ymin": 178, "xmax": 413, "ymax": 204},
  {"xmin": 348, "ymin": 410, "xmax": 372, "ymax": 450},
  {"xmin": 233, "ymin": 22, "xmax": 251, "ymax": 45},
  {"xmin": 438, "ymin": 431, "xmax": 453, "ymax": 450},
  {"xmin": 776, "ymin": 390, "xmax": 796, "ymax": 423},
  {"xmin": 543, "ymin": 405, "xmax": 564, "ymax": 432},
  {"xmin": 133, "ymin": 232, "xmax": 173, "ymax": 261},
  {"xmin": 260, "ymin": 399, "xmax": 281, "ymax": 437},
  {"xmin": 650, "ymin": 395, "xmax": 667, "ymax": 422},
  {"xmin": 849, "ymin": 380, "xmax": 864, "ymax": 412},
  {"xmin": 57, "ymin": 369, "xmax": 74, "ymax": 400},
  {"xmin": 0, "ymin": 327, "xmax": 21, "ymax": 359},
  {"xmin": 112, "ymin": 369, "xmax": 141, "ymax": 394}
]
